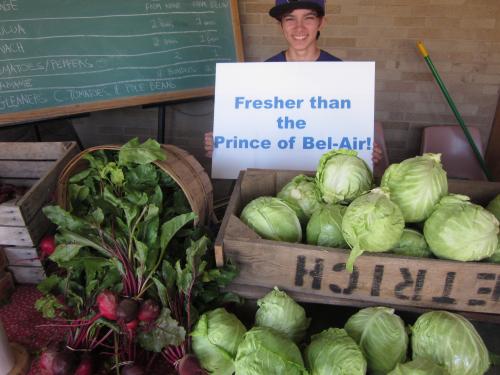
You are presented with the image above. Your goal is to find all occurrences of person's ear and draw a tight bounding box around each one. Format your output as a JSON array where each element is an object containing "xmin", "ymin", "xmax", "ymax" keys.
[{"xmin": 318, "ymin": 16, "xmax": 327, "ymax": 30}]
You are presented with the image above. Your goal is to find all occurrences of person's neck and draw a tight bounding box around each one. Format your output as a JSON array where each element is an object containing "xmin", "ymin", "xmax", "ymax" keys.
[{"xmin": 285, "ymin": 47, "xmax": 321, "ymax": 62}]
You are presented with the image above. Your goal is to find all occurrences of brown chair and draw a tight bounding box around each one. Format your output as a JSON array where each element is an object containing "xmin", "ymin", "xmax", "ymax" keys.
[
  {"xmin": 374, "ymin": 121, "xmax": 389, "ymax": 178},
  {"xmin": 420, "ymin": 125, "xmax": 487, "ymax": 180}
]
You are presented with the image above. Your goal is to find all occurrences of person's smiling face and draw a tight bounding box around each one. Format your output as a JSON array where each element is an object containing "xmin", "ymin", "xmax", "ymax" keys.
[{"xmin": 280, "ymin": 8, "xmax": 324, "ymax": 54}]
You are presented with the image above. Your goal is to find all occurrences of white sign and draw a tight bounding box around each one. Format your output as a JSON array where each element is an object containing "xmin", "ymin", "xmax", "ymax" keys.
[{"xmin": 212, "ymin": 62, "xmax": 375, "ymax": 179}]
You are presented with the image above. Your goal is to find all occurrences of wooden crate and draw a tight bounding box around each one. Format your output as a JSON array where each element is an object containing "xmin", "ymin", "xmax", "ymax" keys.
[
  {"xmin": 215, "ymin": 169, "xmax": 500, "ymax": 320},
  {"xmin": 0, "ymin": 142, "xmax": 79, "ymax": 246}
]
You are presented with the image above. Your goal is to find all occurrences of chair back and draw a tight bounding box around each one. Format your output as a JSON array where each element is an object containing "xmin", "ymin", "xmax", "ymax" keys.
[
  {"xmin": 374, "ymin": 121, "xmax": 389, "ymax": 178},
  {"xmin": 420, "ymin": 125, "xmax": 486, "ymax": 180}
]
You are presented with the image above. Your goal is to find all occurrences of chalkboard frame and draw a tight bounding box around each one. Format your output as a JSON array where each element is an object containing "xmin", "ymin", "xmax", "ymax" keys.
[{"xmin": 0, "ymin": 0, "xmax": 244, "ymax": 126}]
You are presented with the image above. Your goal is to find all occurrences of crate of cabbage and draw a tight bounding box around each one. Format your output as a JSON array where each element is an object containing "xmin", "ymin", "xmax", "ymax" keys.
[{"xmin": 215, "ymin": 151, "xmax": 500, "ymax": 318}]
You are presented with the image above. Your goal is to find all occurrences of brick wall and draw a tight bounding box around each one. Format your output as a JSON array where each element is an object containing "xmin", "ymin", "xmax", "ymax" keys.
[
  {"xmin": 238, "ymin": 0, "xmax": 500, "ymax": 161},
  {"xmin": 2, "ymin": 0, "xmax": 497, "ymax": 175}
]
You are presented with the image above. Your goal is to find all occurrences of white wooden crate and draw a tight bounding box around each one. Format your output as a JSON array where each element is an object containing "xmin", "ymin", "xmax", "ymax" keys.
[{"xmin": 0, "ymin": 142, "xmax": 79, "ymax": 246}]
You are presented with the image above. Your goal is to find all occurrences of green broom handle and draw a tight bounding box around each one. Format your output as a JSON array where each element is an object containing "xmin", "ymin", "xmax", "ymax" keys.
[{"xmin": 417, "ymin": 41, "xmax": 492, "ymax": 181}]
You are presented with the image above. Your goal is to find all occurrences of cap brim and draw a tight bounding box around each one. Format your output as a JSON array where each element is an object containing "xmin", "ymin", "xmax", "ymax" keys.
[{"xmin": 269, "ymin": 2, "xmax": 324, "ymax": 19}]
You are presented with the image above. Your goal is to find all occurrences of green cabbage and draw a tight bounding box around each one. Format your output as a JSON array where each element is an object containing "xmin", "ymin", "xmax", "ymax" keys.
[
  {"xmin": 315, "ymin": 149, "xmax": 373, "ymax": 204},
  {"xmin": 486, "ymin": 194, "xmax": 500, "ymax": 221},
  {"xmin": 391, "ymin": 228, "xmax": 432, "ymax": 258},
  {"xmin": 388, "ymin": 357, "xmax": 449, "ymax": 375},
  {"xmin": 234, "ymin": 326, "xmax": 308, "ymax": 375},
  {"xmin": 486, "ymin": 235, "xmax": 500, "ymax": 263},
  {"xmin": 240, "ymin": 196, "xmax": 302, "ymax": 243},
  {"xmin": 304, "ymin": 328, "xmax": 367, "ymax": 375},
  {"xmin": 342, "ymin": 188, "xmax": 405, "ymax": 272},
  {"xmin": 277, "ymin": 174, "xmax": 322, "ymax": 224},
  {"xmin": 344, "ymin": 307, "xmax": 408, "ymax": 375},
  {"xmin": 306, "ymin": 204, "xmax": 347, "ymax": 248},
  {"xmin": 424, "ymin": 194, "xmax": 499, "ymax": 261},
  {"xmin": 381, "ymin": 153, "xmax": 448, "ymax": 222},
  {"xmin": 255, "ymin": 287, "xmax": 310, "ymax": 343},
  {"xmin": 191, "ymin": 308, "xmax": 247, "ymax": 375},
  {"xmin": 411, "ymin": 311, "xmax": 490, "ymax": 375}
]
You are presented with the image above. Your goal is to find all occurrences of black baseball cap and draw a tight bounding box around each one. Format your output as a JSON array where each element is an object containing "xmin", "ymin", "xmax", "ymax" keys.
[{"xmin": 269, "ymin": 0, "xmax": 325, "ymax": 20}]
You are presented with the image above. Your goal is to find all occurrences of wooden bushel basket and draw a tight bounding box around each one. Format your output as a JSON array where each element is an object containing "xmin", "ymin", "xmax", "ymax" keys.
[{"xmin": 56, "ymin": 144, "xmax": 214, "ymax": 226}]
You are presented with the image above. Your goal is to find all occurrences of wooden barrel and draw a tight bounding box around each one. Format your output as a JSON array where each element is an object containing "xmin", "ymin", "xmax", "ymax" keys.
[{"xmin": 56, "ymin": 144, "xmax": 214, "ymax": 226}]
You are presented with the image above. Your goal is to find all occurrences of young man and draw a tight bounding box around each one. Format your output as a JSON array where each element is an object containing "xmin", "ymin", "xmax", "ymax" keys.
[
  {"xmin": 266, "ymin": 0, "xmax": 341, "ymax": 62},
  {"xmin": 204, "ymin": 0, "xmax": 383, "ymax": 166}
]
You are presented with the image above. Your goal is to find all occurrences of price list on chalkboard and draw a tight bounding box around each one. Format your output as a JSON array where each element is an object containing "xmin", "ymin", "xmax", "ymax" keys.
[{"xmin": 0, "ymin": 0, "xmax": 243, "ymax": 124}]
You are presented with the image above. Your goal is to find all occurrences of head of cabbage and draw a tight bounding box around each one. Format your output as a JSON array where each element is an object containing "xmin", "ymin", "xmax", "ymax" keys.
[
  {"xmin": 240, "ymin": 196, "xmax": 302, "ymax": 243},
  {"xmin": 304, "ymin": 328, "xmax": 367, "ymax": 375},
  {"xmin": 191, "ymin": 308, "xmax": 247, "ymax": 375},
  {"xmin": 388, "ymin": 357, "xmax": 449, "ymax": 375},
  {"xmin": 255, "ymin": 287, "xmax": 310, "ymax": 343},
  {"xmin": 344, "ymin": 306, "xmax": 408, "ymax": 375},
  {"xmin": 486, "ymin": 193, "xmax": 500, "ymax": 221},
  {"xmin": 234, "ymin": 326, "xmax": 308, "ymax": 375},
  {"xmin": 391, "ymin": 228, "xmax": 432, "ymax": 258},
  {"xmin": 411, "ymin": 310, "xmax": 490, "ymax": 375},
  {"xmin": 306, "ymin": 203, "xmax": 347, "ymax": 248},
  {"xmin": 424, "ymin": 194, "xmax": 499, "ymax": 261},
  {"xmin": 381, "ymin": 153, "xmax": 448, "ymax": 223},
  {"xmin": 277, "ymin": 174, "xmax": 322, "ymax": 224},
  {"xmin": 315, "ymin": 149, "xmax": 373, "ymax": 204},
  {"xmin": 342, "ymin": 188, "xmax": 405, "ymax": 272},
  {"xmin": 486, "ymin": 234, "xmax": 500, "ymax": 263}
]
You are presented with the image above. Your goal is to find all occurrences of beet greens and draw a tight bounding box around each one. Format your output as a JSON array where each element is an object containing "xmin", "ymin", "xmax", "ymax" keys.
[{"xmin": 36, "ymin": 138, "xmax": 239, "ymax": 374}]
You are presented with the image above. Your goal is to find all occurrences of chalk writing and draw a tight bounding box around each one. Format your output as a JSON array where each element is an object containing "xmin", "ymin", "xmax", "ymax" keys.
[{"xmin": 0, "ymin": 0, "xmax": 240, "ymax": 119}]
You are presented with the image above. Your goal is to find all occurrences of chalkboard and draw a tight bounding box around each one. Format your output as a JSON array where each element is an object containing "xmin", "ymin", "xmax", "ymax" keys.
[{"xmin": 0, "ymin": 0, "xmax": 244, "ymax": 125}]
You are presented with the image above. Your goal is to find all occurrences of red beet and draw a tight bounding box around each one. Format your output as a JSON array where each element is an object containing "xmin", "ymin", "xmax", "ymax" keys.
[
  {"xmin": 137, "ymin": 299, "xmax": 160, "ymax": 322},
  {"xmin": 116, "ymin": 298, "xmax": 139, "ymax": 323},
  {"xmin": 96, "ymin": 290, "xmax": 118, "ymax": 320},
  {"xmin": 74, "ymin": 354, "xmax": 93, "ymax": 375},
  {"xmin": 177, "ymin": 355, "xmax": 207, "ymax": 375},
  {"xmin": 121, "ymin": 364, "xmax": 144, "ymax": 375},
  {"xmin": 51, "ymin": 350, "xmax": 77, "ymax": 375},
  {"xmin": 39, "ymin": 348, "xmax": 58, "ymax": 375},
  {"xmin": 125, "ymin": 319, "xmax": 138, "ymax": 333},
  {"xmin": 39, "ymin": 235, "xmax": 56, "ymax": 258}
]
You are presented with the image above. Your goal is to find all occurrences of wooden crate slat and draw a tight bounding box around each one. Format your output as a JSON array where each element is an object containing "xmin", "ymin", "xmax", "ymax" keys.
[
  {"xmin": 0, "ymin": 206, "xmax": 51, "ymax": 246},
  {"xmin": 3, "ymin": 246, "xmax": 42, "ymax": 267},
  {"xmin": 0, "ymin": 226, "xmax": 34, "ymax": 247},
  {"xmin": 0, "ymin": 205, "xmax": 24, "ymax": 226},
  {"xmin": 8, "ymin": 265, "xmax": 45, "ymax": 284},
  {"xmin": 0, "ymin": 160, "xmax": 55, "ymax": 179},
  {"xmin": 223, "ymin": 234, "xmax": 500, "ymax": 314},
  {"xmin": 0, "ymin": 142, "xmax": 70, "ymax": 160}
]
